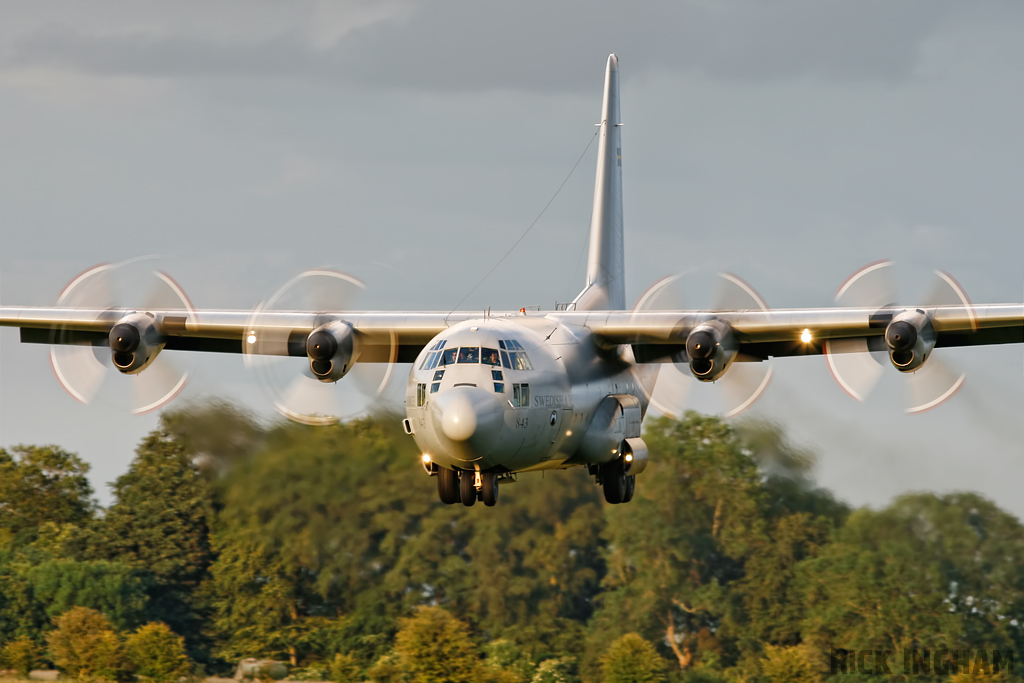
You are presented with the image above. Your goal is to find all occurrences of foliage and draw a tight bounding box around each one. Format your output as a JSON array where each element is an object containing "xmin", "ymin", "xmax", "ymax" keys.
[
  {"xmin": 531, "ymin": 657, "xmax": 579, "ymax": 683},
  {"xmin": 759, "ymin": 644, "xmax": 818, "ymax": 683},
  {"xmin": 27, "ymin": 560, "xmax": 150, "ymax": 631},
  {"xmin": 45, "ymin": 606, "xmax": 125, "ymax": 681},
  {"xmin": 389, "ymin": 606, "xmax": 480, "ymax": 683},
  {"xmin": 599, "ymin": 633, "xmax": 666, "ymax": 683},
  {"xmin": 798, "ymin": 492, "xmax": 1024, "ymax": 656},
  {"xmin": 6, "ymin": 403, "xmax": 1024, "ymax": 683},
  {"xmin": 0, "ymin": 446, "xmax": 95, "ymax": 550},
  {"xmin": 0, "ymin": 635, "xmax": 39, "ymax": 677},
  {"xmin": 328, "ymin": 653, "xmax": 362, "ymax": 683},
  {"xmin": 93, "ymin": 426, "xmax": 215, "ymax": 654},
  {"xmin": 124, "ymin": 622, "xmax": 193, "ymax": 683}
]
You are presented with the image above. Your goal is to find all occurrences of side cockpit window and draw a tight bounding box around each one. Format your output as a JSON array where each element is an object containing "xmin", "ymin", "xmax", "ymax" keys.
[
  {"xmin": 419, "ymin": 339, "xmax": 448, "ymax": 370},
  {"xmin": 499, "ymin": 340, "xmax": 532, "ymax": 370},
  {"xmin": 440, "ymin": 348, "xmax": 458, "ymax": 365}
]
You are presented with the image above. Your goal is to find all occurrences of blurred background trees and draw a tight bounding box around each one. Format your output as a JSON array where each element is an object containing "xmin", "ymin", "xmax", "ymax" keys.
[{"xmin": 1, "ymin": 401, "xmax": 1022, "ymax": 683}]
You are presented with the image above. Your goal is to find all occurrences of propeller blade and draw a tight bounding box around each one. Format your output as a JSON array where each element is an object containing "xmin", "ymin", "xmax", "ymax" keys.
[
  {"xmin": 719, "ymin": 362, "xmax": 773, "ymax": 418},
  {"xmin": 246, "ymin": 269, "xmax": 394, "ymax": 424},
  {"xmin": 824, "ymin": 338, "xmax": 886, "ymax": 402},
  {"xmin": 131, "ymin": 354, "xmax": 189, "ymax": 415},
  {"xmin": 50, "ymin": 344, "xmax": 107, "ymax": 405},
  {"xmin": 906, "ymin": 356, "xmax": 966, "ymax": 415},
  {"xmin": 276, "ymin": 374, "xmax": 343, "ymax": 426},
  {"xmin": 835, "ymin": 259, "xmax": 896, "ymax": 308},
  {"xmin": 57, "ymin": 263, "xmax": 116, "ymax": 309},
  {"xmin": 922, "ymin": 270, "xmax": 978, "ymax": 330},
  {"xmin": 646, "ymin": 363, "xmax": 692, "ymax": 420},
  {"xmin": 713, "ymin": 272, "xmax": 769, "ymax": 312}
]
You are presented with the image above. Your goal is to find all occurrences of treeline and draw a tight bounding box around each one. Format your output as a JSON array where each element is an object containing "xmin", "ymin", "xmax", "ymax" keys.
[{"xmin": 2, "ymin": 402, "xmax": 1024, "ymax": 683}]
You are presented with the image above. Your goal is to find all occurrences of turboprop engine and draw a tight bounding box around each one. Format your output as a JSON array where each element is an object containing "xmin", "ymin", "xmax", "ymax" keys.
[
  {"xmin": 108, "ymin": 313, "xmax": 165, "ymax": 374},
  {"xmin": 683, "ymin": 320, "xmax": 737, "ymax": 381},
  {"xmin": 306, "ymin": 321, "xmax": 359, "ymax": 382},
  {"xmin": 885, "ymin": 309, "xmax": 936, "ymax": 372}
]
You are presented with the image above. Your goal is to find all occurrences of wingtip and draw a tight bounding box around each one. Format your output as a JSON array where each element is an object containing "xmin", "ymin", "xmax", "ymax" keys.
[{"xmin": 607, "ymin": 54, "xmax": 618, "ymax": 71}]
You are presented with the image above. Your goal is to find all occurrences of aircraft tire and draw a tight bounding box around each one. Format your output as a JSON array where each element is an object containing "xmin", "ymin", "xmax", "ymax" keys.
[
  {"xmin": 438, "ymin": 467, "xmax": 461, "ymax": 505},
  {"xmin": 481, "ymin": 472, "xmax": 499, "ymax": 507},
  {"xmin": 622, "ymin": 475, "xmax": 636, "ymax": 503},
  {"xmin": 602, "ymin": 462, "xmax": 627, "ymax": 504},
  {"xmin": 460, "ymin": 471, "xmax": 477, "ymax": 507}
]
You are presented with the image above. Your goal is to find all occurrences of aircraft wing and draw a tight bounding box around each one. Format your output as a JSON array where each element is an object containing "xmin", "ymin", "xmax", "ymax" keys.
[
  {"xmin": 2, "ymin": 303, "xmax": 1021, "ymax": 363},
  {"xmin": 562, "ymin": 304, "xmax": 1024, "ymax": 361}
]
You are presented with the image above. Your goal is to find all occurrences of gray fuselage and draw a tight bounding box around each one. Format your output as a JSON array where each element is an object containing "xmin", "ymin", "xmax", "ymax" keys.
[{"xmin": 405, "ymin": 316, "xmax": 655, "ymax": 474}]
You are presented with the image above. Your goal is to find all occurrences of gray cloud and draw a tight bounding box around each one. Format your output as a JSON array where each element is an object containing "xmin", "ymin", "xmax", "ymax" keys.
[{"xmin": 5, "ymin": 0, "xmax": 973, "ymax": 90}]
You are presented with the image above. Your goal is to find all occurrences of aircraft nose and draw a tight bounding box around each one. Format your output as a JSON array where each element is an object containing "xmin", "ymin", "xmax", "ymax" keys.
[{"xmin": 432, "ymin": 386, "xmax": 503, "ymax": 457}]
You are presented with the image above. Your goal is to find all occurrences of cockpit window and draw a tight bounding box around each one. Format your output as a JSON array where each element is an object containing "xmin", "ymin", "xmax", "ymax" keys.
[
  {"xmin": 457, "ymin": 347, "xmax": 480, "ymax": 363},
  {"xmin": 500, "ymin": 350, "xmax": 511, "ymax": 369},
  {"xmin": 498, "ymin": 340, "xmax": 506, "ymax": 350},
  {"xmin": 440, "ymin": 348, "xmax": 458, "ymax": 366},
  {"xmin": 508, "ymin": 351, "xmax": 533, "ymax": 371},
  {"xmin": 481, "ymin": 348, "xmax": 501, "ymax": 366}
]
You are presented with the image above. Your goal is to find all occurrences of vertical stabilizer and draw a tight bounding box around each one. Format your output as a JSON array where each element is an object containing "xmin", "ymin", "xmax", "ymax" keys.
[{"xmin": 576, "ymin": 54, "xmax": 625, "ymax": 311}]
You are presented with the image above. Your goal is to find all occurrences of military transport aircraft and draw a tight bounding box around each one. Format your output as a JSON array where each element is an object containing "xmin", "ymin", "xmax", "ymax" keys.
[{"xmin": 2, "ymin": 55, "xmax": 1022, "ymax": 507}]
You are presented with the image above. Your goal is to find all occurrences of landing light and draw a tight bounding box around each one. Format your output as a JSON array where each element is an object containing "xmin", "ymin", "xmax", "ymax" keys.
[
  {"xmin": 247, "ymin": 333, "xmax": 257, "ymax": 344},
  {"xmin": 800, "ymin": 329, "xmax": 812, "ymax": 344},
  {"xmin": 625, "ymin": 453, "xmax": 633, "ymax": 462},
  {"xmin": 421, "ymin": 454, "xmax": 432, "ymax": 464}
]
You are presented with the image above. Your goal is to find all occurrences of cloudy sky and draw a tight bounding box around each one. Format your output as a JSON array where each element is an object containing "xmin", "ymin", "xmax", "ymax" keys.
[{"xmin": 1, "ymin": 1, "xmax": 1021, "ymax": 509}]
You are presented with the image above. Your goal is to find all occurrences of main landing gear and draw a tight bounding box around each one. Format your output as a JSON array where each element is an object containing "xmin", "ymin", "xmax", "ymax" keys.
[
  {"xmin": 595, "ymin": 460, "xmax": 636, "ymax": 505},
  {"xmin": 437, "ymin": 468, "xmax": 499, "ymax": 507}
]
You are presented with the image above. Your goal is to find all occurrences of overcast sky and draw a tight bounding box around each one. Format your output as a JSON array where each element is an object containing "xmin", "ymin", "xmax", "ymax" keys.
[{"xmin": 1, "ymin": 0, "xmax": 1021, "ymax": 509}]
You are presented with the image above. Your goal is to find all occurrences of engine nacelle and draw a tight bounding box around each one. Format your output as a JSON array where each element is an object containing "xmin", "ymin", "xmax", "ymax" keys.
[
  {"xmin": 683, "ymin": 320, "xmax": 737, "ymax": 382},
  {"xmin": 108, "ymin": 313, "xmax": 164, "ymax": 374},
  {"xmin": 306, "ymin": 321, "xmax": 359, "ymax": 382},
  {"xmin": 885, "ymin": 309, "xmax": 936, "ymax": 373},
  {"xmin": 620, "ymin": 437, "xmax": 648, "ymax": 476}
]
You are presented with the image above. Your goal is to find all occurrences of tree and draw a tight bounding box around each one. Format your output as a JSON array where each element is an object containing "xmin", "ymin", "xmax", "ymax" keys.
[
  {"xmin": 329, "ymin": 653, "xmax": 362, "ymax": 683},
  {"xmin": 124, "ymin": 622, "xmax": 193, "ymax": 683},
  {"xmin": 159, "ymin": 399, "xmax": 265, "ymax": 478},
  {"xmin": 590, "ymin": 414, "xmax": 768, "ymax": 673},
  {"xmin": 28, "ymin": 559, "xmax": 150, "ymax": 631},
  {"xmin": 531, "ymin": 657, "xmax": 579, "ymax": 683},
  {"xmin": 599, "ymin": 634, "xmax": 666, "ymax": 683},
  {"xmin": 798, "ymin": 492, "xmax": 1024, "ymax": 659},
  {"xmin": 94, "ymin": 426, "xmax": 215, "ymax": 649},
  {"xmin": 759, "ymin": 644, "xmax": 818, "ymax": 683},
  {"xmin": 389, "ymin": 606, "xmax": 481, "ymax": 683},
  {"xmin": 0, "ymin": 446, "xmax": 95, "ymax": 549},
  {"xmin": 46, "ymin": 606, "xmax": 125, "ymax": 681},
  {"xmin": 1, "ymin": 635, "xmax": 40, "ymax": 677}
]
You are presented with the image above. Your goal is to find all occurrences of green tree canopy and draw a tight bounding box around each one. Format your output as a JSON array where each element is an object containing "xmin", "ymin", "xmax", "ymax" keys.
[
  {"xmin": 599, "ymin": 633, "xmax": 666, "ymax": 683},
  {"xmin": 0, "ymin": 446, "xmax": 95, "ymax": 550}
]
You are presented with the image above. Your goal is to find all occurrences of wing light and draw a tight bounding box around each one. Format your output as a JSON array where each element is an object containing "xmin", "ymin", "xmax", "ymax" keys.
[{"xmin": 801, "ymin": 329, "xmax": 812, "ymax": 343}]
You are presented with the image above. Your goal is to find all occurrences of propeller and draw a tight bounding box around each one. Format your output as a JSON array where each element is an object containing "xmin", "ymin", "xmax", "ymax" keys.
[
  {"xmin": 632, "ymin": 271, "xmax": 773, "ymax": 419},
  {"xmin": 243, "ymin": 269, "xmax": 398, "ymax": 425},
  {"xmin": 50, "ymin": 257, "xmax": 196, "ymax": 415},
  {"xmin": 825, "ymin": 260, "xmax": 974, "ymax": 414}
]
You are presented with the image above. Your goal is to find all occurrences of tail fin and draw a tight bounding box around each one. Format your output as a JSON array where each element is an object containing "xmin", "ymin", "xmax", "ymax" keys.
[{"xmin": 575, "ymin": 54, "xmax": 624, "ymax": 311}]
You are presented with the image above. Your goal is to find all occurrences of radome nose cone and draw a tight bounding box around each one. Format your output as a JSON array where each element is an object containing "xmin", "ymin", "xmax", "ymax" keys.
[
  {"xmin": 442, "ymin": 392, "xmax": 478, "ymax": 441},
  {"xmin": 432, "ymin": 387, "xmax": 504, "ymax": 459}
]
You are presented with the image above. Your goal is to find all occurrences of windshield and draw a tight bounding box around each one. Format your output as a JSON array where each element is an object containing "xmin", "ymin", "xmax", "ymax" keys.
[{"xmin": 457, "ymin": 347, "xmax": 480, "ymax": 363}]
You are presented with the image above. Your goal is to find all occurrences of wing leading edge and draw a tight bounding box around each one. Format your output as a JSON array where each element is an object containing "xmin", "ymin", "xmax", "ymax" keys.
[{"xmin": 2, "ymin": 303, "xmax": 1021, "ymax": 362}]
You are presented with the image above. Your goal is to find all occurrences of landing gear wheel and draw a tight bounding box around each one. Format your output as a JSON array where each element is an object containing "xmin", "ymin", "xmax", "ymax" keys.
[
  {"xmin": 602, "ymin": 462, "xmax": 627, "ymax": 505},
  {"xmin": 438, "ymin": 468, "xmax": 461, "ymax": 505},
  {"xmin": 460, "ymin": 471, "xmax": 477, "ymax": 507},
  {"xmin": 481, "ymin": 472, "xmax": 499, "ymax": 507},
  {"xmin": 622, "ymin": 475, "xmax": 636, "ymax": 503}
]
